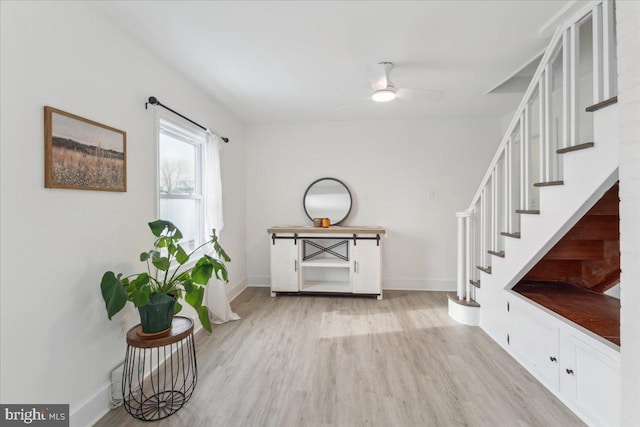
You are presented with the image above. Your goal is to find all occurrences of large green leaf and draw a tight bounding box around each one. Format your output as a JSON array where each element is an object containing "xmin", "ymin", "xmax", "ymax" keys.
[
  {"xmin": 167, "ymin": 241, "xmax": 177, "ymax": 256},
  {"xmin": 131, "ymin": 289, "xmax": 150, "ymax": 307},
  {"xmin": 151, "ymin": 252, "xmax": 170, "ymax": 271},
  {"xmin": 213, "ymin": 263, "xmax": 228, "ymax": 282},
  {"xmin": 173, "ymin": 300, "xmax": 183, "ymax": 314},
  {"xmin": 196, "ymin": 305, "xmax": 212, "ymax": 333},
  {"xmin": 175, "ymin": 245, "xmax": 189, "ymax": 265},
  {"xmin": 210, "ymin": 230, "xmax": 231, "ymax": 262},
  {"xmin": 191, "ymin": 259, "xmax": 213, "ymax": 284},
  {"xmin": 172, "ymin": 227, "xmax": 183, "ymax": 241},
  {"xmin": 100, "ymin": 271, "xmax": 128, "ymax": 320},
  {"xmin": 182, "ymin": 278, "xmax": 194, "ymax": 294},
  {"xmin": 185, "ymin": 285, "xmax": 204, "ymax": 308},
  {"xmin": 131, "ymin": 273, "xmax": 150, "ymax": 290},
  {"xmin": 149, "ymin": 220, "xmax": 173, "ymax": 237}
]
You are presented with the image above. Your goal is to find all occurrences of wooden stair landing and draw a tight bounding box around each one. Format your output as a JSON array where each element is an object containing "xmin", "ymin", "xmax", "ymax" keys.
[{"xmin": 513, "ymin": 281, "xmax": 620, "ymax": 346}]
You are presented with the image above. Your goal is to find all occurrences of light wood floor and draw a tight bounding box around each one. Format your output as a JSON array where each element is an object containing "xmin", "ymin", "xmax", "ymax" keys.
[{"xmin": 96, "ymin": 288, "xmax": 584, "ymax": 427}]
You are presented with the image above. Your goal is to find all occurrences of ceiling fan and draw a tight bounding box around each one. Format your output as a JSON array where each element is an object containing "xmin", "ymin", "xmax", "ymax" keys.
[{"xmin": 370, "ymin": 61, "xmax": 443, "ymax": 103}]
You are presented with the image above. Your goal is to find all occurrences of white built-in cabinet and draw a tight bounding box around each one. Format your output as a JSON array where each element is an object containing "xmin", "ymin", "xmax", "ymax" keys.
[
  {"xmin": 268, "ymin": 226, "xmax": 385, "ymax": 299},
  {"xmin": 508, "ymin": 296, "xmax": 620, "ymax": 427}
]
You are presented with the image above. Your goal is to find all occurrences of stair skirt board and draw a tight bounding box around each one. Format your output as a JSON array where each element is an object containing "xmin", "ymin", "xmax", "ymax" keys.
[{"xmin": 447, "ymin": 293, "xmax": 480, "ymax": 326}]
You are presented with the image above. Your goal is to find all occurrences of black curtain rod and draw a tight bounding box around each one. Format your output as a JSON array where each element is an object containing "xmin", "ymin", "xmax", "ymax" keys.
[{"xmin": 145, "ymin": 96, "xmax": 229, "ymax": 143}]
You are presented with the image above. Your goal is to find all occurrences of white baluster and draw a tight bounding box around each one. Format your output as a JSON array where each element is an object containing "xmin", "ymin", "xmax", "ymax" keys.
[
  {"xmin": 465, "ymin": 214, "xmax": 472, "ymax": 302},
  {"xmin": 544, "ymin": 64, "xmax": 552, "ymax": 182},
  {"xmin": 562, "ymin": 29, "xmax": 571, "ymax": 150},
  {"xmin": 480, "ymin": 189, "xmax": 486, "ymax": 267},
  {"xmin": 503, "ymin": 144, "xmax": 510, "ymax": 234},
  {"xmin": 593, "ymin": 3, "xmax": 603, "ymax": 103},
  {"xmin": 524, "ymin": 106, "xmax": 530, "ymax": 208},
  {"xmin": 491, "ymin": 169, "xmax": 498, "ymax": 251},
  {"xmin": 602, "ymin": 0, "xmax": 616, "ymax": 98},
  {"xmin": 570, "ymin": 23, "xmax": 578, "ymax": 146},
  {"xmin": 456, "ymin": 212, "xmax": 466, "ymax": 300},
  {"xmin": 538, "ymin": 76, "xmax": 546, "ymax": 183},
  {"xmin": 506, "ymin": 138, "xmax": 513, "ymax": 232}
]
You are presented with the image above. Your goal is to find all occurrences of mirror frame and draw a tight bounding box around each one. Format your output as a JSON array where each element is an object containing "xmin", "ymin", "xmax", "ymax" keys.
[{"xmin": 303, "ymin": 177, "xmax": 352, "ymax": 226}]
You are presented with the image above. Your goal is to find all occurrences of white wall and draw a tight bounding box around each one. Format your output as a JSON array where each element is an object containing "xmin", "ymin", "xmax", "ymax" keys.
[
  {"xmin": 0, "ymin": 2, "xmax": 246, "ymax": 426},
  {"xmin": 616, "ymin": 1, "xmax": 640, "ymax": 425},
  {"xmin": 246, "ymin": 119, "xmax": 501, "ymax": 290}
]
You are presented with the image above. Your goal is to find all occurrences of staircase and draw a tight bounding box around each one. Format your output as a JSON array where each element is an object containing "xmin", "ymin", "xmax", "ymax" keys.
[{"xmin": 448, "ymin": 0, "xmax": 619, "ymax": 332}]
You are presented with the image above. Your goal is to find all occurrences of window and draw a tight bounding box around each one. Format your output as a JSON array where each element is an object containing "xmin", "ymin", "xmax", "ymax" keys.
[{"xmin": 158, "ymin": 118, "xmax": 205, "ymax": 253}]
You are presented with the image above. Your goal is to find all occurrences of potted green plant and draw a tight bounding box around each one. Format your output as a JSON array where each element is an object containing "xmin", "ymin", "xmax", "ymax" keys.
[{"xmin": 100, "ymin": 220, "xmax": 230, "ymax": 334}]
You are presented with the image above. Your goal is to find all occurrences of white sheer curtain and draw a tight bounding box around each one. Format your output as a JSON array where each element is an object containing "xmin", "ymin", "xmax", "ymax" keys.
[{"xmin": 203, "ymin": 131, "xmax": 240, "ymax": 324}]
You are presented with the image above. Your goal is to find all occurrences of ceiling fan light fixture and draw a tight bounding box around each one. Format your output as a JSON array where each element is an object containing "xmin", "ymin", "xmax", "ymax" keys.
[{"xmin": 372, "ymin": 88, "xmax": 396, "ymax": 103}]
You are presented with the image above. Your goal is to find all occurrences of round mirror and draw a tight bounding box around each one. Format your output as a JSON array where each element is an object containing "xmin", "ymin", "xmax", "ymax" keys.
[{"xmin": 303, "ymin": 177, "xmax": 352, "ymax": 225}]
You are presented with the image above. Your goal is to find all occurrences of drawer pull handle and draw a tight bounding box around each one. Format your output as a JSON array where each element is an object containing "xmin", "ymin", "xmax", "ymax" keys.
[
  {"xmin": 549, "ymin": 356, "xmax": 557, "ymax": 362},
  {"xmin": 566, "ymin": 368, "xmax": 574, "ymax": 375}
]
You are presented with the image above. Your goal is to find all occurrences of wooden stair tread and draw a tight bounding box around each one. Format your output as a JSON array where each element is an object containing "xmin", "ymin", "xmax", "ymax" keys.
[
  {"xmin": 545, "ymin": 239, "xmax": 605, "ymax": 260},
  {"xmin": 513, "ymin": 281, "xmax": 619, "ymax": 346},
  {"xmin": 564, "ymin": 215, "xmax": 619, "ymax": 240},
  {"xmin": 501, "ymin": 231, "xmax": 521, "ymax": 239},
  {"xmin": 524, "ymin": 259, "xmax": 582, "ymax": 281},
  {"xmin": 585, "ymin": 96, "xmax": 618, "ymax": 112},
  {"xmin": 515, "ymin": 209, "xmax": 540, "ymax": 215},
  {"xmin": 488, "ymin": 250, "xmax": 505, "ymax": 258},
  {"xmin": 447, "ymin": 293, "xmax": 480, "ymax": 308},
  {"xmin": 557, "ymin": 142, "xmax": 595, "ymax": 154},
  {"xmin": 533, "ymin": 180, "xmax": 564, "ymax": 187},
  {"xmin": 477, "ymin": 265, "xmax": 492, "ymax": 274},
  {"xmin": 469, "ymin": 279, "xmax": 481, "ymax": 288}
]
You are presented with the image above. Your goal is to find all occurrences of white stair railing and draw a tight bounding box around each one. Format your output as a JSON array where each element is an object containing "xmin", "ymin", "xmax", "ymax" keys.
[{"xmin": 455, "ymin": 0, "xmax": 617, "ymax": 302}]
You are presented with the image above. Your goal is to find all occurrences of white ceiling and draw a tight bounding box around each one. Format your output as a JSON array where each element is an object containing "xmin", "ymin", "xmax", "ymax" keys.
[{"xmin": 93, "ymin": 1, "xmax": 570, "ymax": 124}]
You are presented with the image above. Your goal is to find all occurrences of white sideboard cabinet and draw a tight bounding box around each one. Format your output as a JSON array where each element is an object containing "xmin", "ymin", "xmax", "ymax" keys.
[{"xmin": 268, "ymin": 226, "xmax": 385, "ymax": 299}]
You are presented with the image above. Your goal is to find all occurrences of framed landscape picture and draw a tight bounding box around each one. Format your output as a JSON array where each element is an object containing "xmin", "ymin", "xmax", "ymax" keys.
[{"xmin": 44, "ymin": 106, "xmax": 127, "ymax": 192}]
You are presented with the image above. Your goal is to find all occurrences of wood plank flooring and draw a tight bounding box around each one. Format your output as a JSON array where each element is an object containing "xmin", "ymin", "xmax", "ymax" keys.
[{"xmin": 95, "ymin": 288, "xmax": 584, "ymax": 427}]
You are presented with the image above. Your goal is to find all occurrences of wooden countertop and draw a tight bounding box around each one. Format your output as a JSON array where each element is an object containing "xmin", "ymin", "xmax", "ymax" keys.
[{"xmin": 268, "ymin": 225, "xmax": 386, "ymax": 234}]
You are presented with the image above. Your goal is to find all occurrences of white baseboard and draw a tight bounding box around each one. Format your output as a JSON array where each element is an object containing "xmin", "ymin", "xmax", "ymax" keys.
[
  {"xmin": 383, "ymin": 278, "xmax": 456, "ymax": 291},
  {"xmin": 70, "ymin": 382, "xmax": 111, "ymax": 427},
  {"xmin": 247, "ymin": 275, "xmax": 270, "ymax": 287},
  {"xmin": 227, "ymin": 276, "xmax": 248, "ymax": 301},
  {"xmin": 247, "ymin": 276, "xmax": 455, "ymax": 292}
]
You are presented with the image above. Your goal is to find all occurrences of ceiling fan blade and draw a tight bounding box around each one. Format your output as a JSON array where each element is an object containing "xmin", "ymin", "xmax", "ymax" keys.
[
  {"xmin": 397, "ymin": 87, "xmax": 444, "ymax": 102},
  {"xmin": 332, "ymin": 96, "xmax": 374, "ymax": 112}
]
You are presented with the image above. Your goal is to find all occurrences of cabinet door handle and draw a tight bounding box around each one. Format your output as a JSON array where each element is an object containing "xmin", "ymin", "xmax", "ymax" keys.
[
  {"xmin": 295, "ymin": 260, "xmax": 297, "ymax": 272},
  {"xmin": 566, "ymin": 368, "xmax": 574, "ymax": 375},
  {"xmin": 549, "ymin": 356, "xmax": 557, "ymax": 362},
  {"xmin": 354, "ymin": 260, "xmax": 358, "ymax": 273}
]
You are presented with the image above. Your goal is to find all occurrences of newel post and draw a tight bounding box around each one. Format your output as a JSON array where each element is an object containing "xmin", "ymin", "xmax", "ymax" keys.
[{"xmin": 456, "ymin": 211, "xmax": 473, "ymax": 300}]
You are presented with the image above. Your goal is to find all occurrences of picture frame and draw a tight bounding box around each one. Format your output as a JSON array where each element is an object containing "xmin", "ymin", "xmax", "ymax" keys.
[{"xmin": 44, "ymin": 106, "xmax": 127, "ymax": 192}]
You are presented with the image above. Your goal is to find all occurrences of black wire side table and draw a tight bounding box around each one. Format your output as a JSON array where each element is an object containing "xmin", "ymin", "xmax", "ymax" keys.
[{"xmin": 122, "ymin": 316, "xmax": 197, "ymax": 421}]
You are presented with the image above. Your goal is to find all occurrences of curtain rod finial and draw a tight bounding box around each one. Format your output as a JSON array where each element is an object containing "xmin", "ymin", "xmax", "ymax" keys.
[{"xmin": 148, "ymin": 96, "xmax": 159, "ymax": 105}]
